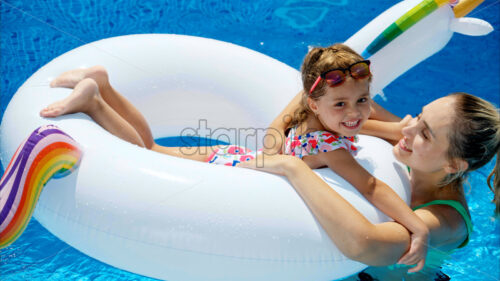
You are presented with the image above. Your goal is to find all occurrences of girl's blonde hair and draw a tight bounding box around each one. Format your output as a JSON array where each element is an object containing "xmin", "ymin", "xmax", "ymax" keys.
[
  {"xmin": 288, "ymin": 43, "xmax": 370, "ymax": 128},
  {"xmin": 443, "ymin": 93, "xmax": 500, "ymax": 215}
]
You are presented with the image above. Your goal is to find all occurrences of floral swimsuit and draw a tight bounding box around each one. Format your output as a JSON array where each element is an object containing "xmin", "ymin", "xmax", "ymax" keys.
[{"xmin": 205, "ymin": 126, "xmax": 358, "ymax": 166}]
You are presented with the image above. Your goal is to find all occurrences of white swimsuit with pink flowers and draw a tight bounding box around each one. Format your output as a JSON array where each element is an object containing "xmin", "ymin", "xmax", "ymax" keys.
[{"xmin": 205, "ymin": 126, "xmax": 358, "ymax": 166}]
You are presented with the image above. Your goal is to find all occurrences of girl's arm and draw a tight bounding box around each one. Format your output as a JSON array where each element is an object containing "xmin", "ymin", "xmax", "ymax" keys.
[
  {"xmin": 369, "ymin": 100, "xmax": 402, "ymax": 122},
  {"xmin": 263, "ymin": 91, "xmax": 303, "ymax": 155},
  {"xmin": 364, "ymin": 100, "xmax": 409, "ymax": 144},
  {"xmin": 361, "ymin": 115, "xmax": 412, "ymax": 144},
  {"xmin": 238, "ymin": 155, "xmax": 468, "ymax": 266}
]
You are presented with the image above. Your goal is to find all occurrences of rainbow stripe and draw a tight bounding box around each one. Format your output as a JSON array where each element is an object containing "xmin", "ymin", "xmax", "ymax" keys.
[
  {"xmin": 361, "ymin": 0, "xmax": 450, "ymax": 58},
  {"xmin": 0, "ymin": 125, "xmax": 82, "ymax": 249}
]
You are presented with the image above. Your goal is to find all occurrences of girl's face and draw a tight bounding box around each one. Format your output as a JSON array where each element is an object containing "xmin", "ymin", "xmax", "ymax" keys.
[
  {"xmin": 309, "ymin": 78, "xmax": 371, "ymax": 137},
  {"xmin": 393, "ymin": 96, "xmax": 456, "ymax": 173}
]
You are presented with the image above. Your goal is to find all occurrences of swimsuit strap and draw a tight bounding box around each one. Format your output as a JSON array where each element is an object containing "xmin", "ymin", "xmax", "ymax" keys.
[{"xmin": 413, "ymin": 200, "xmax": 473, "ymax": 248}]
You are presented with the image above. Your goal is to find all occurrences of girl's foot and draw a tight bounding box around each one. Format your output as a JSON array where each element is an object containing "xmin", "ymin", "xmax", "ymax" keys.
[
  {"xmin": 50, "ymin": 65, "xmax": 109, "ymax": 89},
  {"xmin": 40, "ymin": 78, "xmax": 101, "ymax": 118}
]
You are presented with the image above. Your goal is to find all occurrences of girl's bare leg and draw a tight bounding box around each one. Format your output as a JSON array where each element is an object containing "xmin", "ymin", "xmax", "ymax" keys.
[
  {"xmin": 46, "ymin": 74, "xmax": 222, "ymax": 162},
  {"xmin": 50, "ymin": 66, "xmax": 155, "ymax": 149},
  {"xmin": 40, "ymin": 78, "xmax": 146, "ymax": 147}
]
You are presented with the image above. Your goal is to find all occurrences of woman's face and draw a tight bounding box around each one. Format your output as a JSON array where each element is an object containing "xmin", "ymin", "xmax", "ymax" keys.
[{"xmin": 393, "ymin": 96, "xmax": 456, "ymax": 173}]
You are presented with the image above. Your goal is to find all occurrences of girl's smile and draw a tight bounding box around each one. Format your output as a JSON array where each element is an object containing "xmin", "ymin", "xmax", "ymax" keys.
[{"xmin": 342, "ymin": 119, "xmax": 361, "ymax": 129}]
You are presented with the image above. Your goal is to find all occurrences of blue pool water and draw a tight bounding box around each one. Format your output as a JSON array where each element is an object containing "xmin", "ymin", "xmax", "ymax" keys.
[{"xmin": 1, "ymin": 0, "xmax": 499, "ymax": 280}]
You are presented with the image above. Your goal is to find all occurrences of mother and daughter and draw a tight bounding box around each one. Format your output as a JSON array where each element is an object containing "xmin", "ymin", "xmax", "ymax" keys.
[{"xmin": 40, "ymin": 44, "xmax": 499, "ymax": 280}]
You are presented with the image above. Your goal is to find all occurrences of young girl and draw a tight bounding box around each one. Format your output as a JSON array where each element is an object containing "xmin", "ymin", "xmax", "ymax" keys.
[{"xmin": 40, "ymin": 44, "xmax": 429, "ymax": 271}]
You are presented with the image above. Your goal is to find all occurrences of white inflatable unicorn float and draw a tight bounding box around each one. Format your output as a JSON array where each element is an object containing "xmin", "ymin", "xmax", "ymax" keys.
[{"xmin": 0, "ymin": 0, "xmax": 493, "ymax": 280}]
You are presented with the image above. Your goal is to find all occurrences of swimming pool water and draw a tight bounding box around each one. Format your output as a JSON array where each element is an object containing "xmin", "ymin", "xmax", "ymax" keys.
[{"xmin": 1, "ymin": 0, "xmax": 499, "ymax": 280}]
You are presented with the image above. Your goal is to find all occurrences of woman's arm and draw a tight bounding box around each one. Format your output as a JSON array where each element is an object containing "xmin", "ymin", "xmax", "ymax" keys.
[
  {"xmin": 316, "ymin": 149, "xmax": 429, "ymax": 269},
  {"xmin": 262, "ymin": 91, "xmax": 303, "ymax": 155},
  {"xmin": 240, "ymin": 155, "xmax": 411, "ymax": 264},
  {"xmin": 238, "ymin": 155, "xmax": 468, "ymax": 267}
]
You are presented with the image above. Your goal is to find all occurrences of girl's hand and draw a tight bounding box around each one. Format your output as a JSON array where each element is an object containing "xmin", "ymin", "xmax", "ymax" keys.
[
  {"xmin": 397, "ymin": 228, "xmax": 430, "ymax": 273},
  {"xmin": 398, "ymin": 114, "xmax": 413, "ymax": 132},
  {"xmin": 386, "ymin": 114, "xmax": 413, "ymax": 144}
]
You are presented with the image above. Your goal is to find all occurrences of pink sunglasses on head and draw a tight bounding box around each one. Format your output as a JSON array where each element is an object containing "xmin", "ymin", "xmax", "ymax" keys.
[{"xmin": 309, "ymin": 60, "xmax": 371, "ymax": 94}]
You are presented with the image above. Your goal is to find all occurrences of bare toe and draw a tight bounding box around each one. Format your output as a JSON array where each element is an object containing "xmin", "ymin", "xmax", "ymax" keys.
[{"xmin": 40, "ymin": 105, "xmax": 63, "ymax": 117}]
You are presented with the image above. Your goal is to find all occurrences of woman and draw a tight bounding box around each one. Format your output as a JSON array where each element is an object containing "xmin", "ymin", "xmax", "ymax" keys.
[{"xmin": 240, "ymin": 92, "xmax": 500, "ymax": 280}]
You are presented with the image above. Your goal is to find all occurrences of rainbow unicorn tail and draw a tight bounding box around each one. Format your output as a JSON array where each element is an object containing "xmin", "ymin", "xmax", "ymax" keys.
[{"xmin": 0, "ymin": 125, "xmax": 82, "ymax": 249}]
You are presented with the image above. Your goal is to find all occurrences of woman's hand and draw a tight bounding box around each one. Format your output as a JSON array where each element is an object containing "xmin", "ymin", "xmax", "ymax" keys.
[
  {"xmin": 397, "ymin": 227, "xmax": 430, "ymax": 272},
  {"xmin": 237, "ymin": 154, "xmax": 299, "ymax": 176}
]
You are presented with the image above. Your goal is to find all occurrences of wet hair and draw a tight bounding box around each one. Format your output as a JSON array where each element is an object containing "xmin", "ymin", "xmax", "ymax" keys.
[
  {"xmin": 443, "ymin": 93, "xmax": 500, "ymax": 215},
  {"xmin": 287, "ymin": 43, "xmax": 371, "ymax": 128}
]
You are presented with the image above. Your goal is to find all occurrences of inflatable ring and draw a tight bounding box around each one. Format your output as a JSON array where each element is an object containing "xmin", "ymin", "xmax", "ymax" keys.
[
  {"xmin": 0, "ymin": 34, "xmax": 411, "ymax": 281},
  {"xmin": 2, "ymin": 0, "xmax": 494, "ymax": 278}
]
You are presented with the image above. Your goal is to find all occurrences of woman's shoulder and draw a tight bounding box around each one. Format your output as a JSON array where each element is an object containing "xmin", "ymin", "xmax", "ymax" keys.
[{"xmin": 413, "ymin": 199, "xmax": 471, "ymax": 251}]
